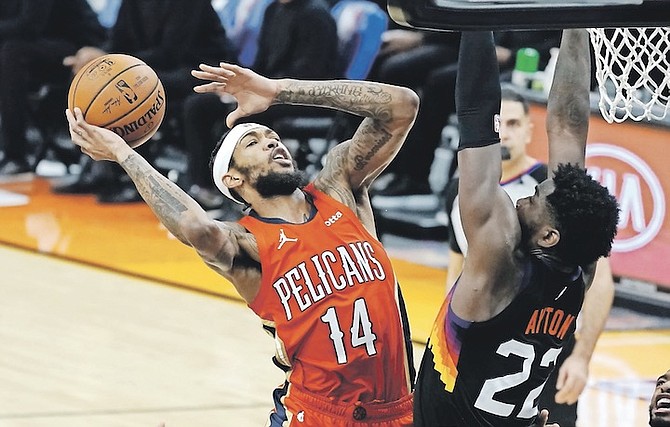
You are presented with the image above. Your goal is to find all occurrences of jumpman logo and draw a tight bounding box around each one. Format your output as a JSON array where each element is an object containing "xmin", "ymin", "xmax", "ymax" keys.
[{"xmin": 277, "ymin": 228, "xmax": 298, "ymax": 250}]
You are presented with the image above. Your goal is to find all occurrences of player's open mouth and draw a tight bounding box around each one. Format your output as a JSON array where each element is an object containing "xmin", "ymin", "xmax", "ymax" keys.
[
  {"xmin": 654, "ymin": 397, "xmax": 670, "ymax": 414},
  {"xmin": 271, "ymin": 148, "xmax": 292, "ymax": 165}
]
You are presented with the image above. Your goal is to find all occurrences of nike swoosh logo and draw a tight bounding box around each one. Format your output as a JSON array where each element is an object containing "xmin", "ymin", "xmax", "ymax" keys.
[{"xmin": 555, "ymin": 286, "xmax": 568, "ymax": 301}]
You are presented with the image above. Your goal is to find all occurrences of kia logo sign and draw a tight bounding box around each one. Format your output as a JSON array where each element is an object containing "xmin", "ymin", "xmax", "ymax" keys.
[{"xmin": 586, "ymin": 143, "xmax": 665, "ymax": 253}]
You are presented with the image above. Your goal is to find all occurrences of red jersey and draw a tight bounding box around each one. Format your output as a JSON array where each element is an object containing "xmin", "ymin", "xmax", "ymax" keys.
[{"xmin": 240, "ymin": 184, "xmax": 412, "ymax": 404}]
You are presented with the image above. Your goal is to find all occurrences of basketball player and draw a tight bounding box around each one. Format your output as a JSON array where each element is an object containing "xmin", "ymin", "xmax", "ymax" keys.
[
  {"xmin": 444, "ymin": 85, "xmax": 615, "ymax": 426},
  {"xmin": 66, "ymin": 65, "xmax": 419, "ymax": 426},
  {"xmin": 413, "ymin": 29, "xmax": 620, "ymax": 427},
  {"xmin": 651, "ymin": 368, "xmax": 670, "ymax": 426}
]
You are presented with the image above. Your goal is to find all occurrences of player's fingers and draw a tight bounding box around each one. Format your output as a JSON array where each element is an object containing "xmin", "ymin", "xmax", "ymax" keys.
[
  {"xmin": 555, "ymin": 375, "xmax": 581, "ymax": 404},
  {"xmin": 532, "ymin": 409, "xmax": 549, "ymax": 426},
  {"xmin": 193, "ymin": 82, "xmax": 226, "ymax": 94},
  {"xmin": 191, "ymin": 69, "xmax": 229, "ymax": 83},
  {"xmin": 226, "ymin": 109, "xmax": 242, "ymax": 128},
  {"xmin": 554, "ymin": 389, "xmax": 568, "ymax": 404},
  {"xmin": 193, "ymin": 81, "xmax": 225, "ymax": 92},
  {"xmin": 555, "ymin": 366, "xmax": 567, "ymax": 390},
  {"xmin": 556, "ymin": 390, "xmax": 581, "ymax": 405},
  {"xmin": 65, "ymin": 109, "xmax": 76, "ymax": 128},
  {"xmin": 66, "ymin": 109, "xmax": 86, "ymax": 141},
  {"xmin": 226, "ymin": 111, "xmax": 242, "ymax": 129},
  {"xmin": 71, "ymin": 107, "xmax": 98, "ymax": 137},
  {"xmin": 191, "ymin": 71, "xmax": 220, "ymax": 83},
  {"xmin": 218, "ymin": 62, "xmax": 242, "ymax": 73},
  {"xmin": 72, "ymin": 107, "xmax": 86, "ymax": 125},
  {"xmin": 198, "ymin": 63, "xmax": 235, "ymax": 77}
]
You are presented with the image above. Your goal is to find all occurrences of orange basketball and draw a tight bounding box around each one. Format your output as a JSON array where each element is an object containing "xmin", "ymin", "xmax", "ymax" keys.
[{"xmin": 68, "ymin": 54, "xmax": 166, "ymax": 148}]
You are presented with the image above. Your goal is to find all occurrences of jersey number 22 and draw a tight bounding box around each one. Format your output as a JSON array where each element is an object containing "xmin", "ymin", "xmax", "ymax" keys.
[{"xmin": 474, "ymin": 339, "xmax": 562, "ymax": 419}]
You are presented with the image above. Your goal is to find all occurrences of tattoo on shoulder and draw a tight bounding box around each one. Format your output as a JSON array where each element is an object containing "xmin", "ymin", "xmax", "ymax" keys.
[
  {"xmin": 315, "ymin": 165, "xmax": 357, "ymax": 210},
  {"xmin": 318, "ymin": 144, "xmax": 348, "ymax": 184},
  {"xmin": 240, "ymin": 228, "xmax": 260, "ymax": 261}
]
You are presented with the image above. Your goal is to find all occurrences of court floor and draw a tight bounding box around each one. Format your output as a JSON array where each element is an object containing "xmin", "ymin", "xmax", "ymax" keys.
[{"xmin": 0, "ymin": 177, "xmax": 668, "ymax": 427}]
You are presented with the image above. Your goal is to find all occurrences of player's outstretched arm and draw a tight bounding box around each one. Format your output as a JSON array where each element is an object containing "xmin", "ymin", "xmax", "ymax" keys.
[
  {"xmin": 546, "ymin": 29, "xmax": 591, "ymax": 174},
  {"xmin": 66, "ymin": 108, "xmax": 259, "ymax": 301},
  {"xmin": 451, "ymin": 32, "xmax": 521, "ymax": 320},
  {"xmin": 312, "ymin": 79, "xmax": 418, "ymax": 194},
  {"xmin": 456, "ymin": 33, "xmax": 518, "ymax": 257},
  {"xmin": 456, "ymin": 32, "xmax": 507, "ymax": 239},
  {"xmin": 192, "ymin": 61, "xmax": 419, "ymax": 197}
]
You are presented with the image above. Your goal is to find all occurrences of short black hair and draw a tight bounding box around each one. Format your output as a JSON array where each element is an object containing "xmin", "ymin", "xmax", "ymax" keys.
[
  {"xmin": 501, "ymin": 84, "xmax": 530, "ymax": 115},
  {"xmin": 546, "ymin": 163, "xmax": 620, "ymax": 266}
]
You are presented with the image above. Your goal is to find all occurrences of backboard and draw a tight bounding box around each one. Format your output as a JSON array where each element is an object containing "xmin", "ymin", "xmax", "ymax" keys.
[{"xmin": 387, "ymin": 0, "xmax": 670, "ymax": 31}]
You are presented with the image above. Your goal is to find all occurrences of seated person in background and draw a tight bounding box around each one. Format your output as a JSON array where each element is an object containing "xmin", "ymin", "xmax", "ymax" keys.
[
  {"xmin": 372, "ymin": 29, "xmax": 561, "ymax": 200},
  {"xmin": 0, "ymin": 0, "xmax": 106, "ymax": 178},
  {"xmin": 445, "ymin": 85, "xmax": 615, "ymax": 427},
  {"xmin": 182, "ymin": 0, "xmax": 339, "ymax": 212},
  {"xmin": 55, "ymin": 0, "xmax": 234, "ymax": 203},
  {"xmin": 651, "ymin": 368, "xmax": 670, "ymax": 427},
  {"xmin": 365, "ymin": 7, "xmax": 460, "ymax": 197}
]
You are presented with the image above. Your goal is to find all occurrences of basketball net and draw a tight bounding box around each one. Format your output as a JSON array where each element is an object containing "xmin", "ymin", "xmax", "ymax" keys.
[{"xmin": 588, "ymin": 27, "xmax": 670, "ymax": 123}]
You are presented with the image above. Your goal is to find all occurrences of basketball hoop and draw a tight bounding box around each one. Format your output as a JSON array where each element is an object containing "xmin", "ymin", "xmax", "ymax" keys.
[{"xmin": 588, "ymin": 27, "xmax": 670, "ymax": 123}]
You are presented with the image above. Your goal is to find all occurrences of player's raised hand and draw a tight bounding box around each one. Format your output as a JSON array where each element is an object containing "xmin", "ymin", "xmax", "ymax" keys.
[{"xmin": 191, "ymin": 62, "xmax": 278, "ymax": 127}]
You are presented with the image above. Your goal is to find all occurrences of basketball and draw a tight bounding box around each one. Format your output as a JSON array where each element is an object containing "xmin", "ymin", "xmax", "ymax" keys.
[{"xmin": 68, "ymin": 54, "xmax": 166, "ymax": 148}]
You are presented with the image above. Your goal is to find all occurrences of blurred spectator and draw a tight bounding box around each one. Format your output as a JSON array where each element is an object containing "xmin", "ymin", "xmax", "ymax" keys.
[
  {"xmin": 364, "ymin": 0, "xmax": 460, "ymax": 197},
  {"xmin": 0, "ymin": 0, "xmax": 107, "ymax": 179},
  {"xmin": 370, "ymin": 29, "xmax": 461, "ymax": 197},
  {"xmin": 494, "ymin": 30, "xmax": 563, "ymax": 81},
  {"xmin": 55, "ymin": 0, "xmax": 235, "ymax": 203},
  {"xmin": 373, "ymin": 30, "xmax": 561, "ymax": 201},
  {"xmin": 182, "ymin": 0, "xmax": 339, "ymax": 212}
]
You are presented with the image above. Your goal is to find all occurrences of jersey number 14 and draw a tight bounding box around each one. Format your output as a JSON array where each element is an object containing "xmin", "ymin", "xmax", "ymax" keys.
[{"xmin": 320, "ymin": 298, "xmax": 378, "ymax": 364}]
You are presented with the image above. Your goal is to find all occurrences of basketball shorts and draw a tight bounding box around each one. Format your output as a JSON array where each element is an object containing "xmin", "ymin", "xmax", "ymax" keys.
[{"xmin": 271, "ymin": 383, "xmax": 413, "ymax": 427}]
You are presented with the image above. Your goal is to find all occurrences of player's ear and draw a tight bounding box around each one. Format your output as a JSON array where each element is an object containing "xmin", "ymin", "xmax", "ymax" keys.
[
  {"xmin": 537, "ymin": 226, "xmax": 560, "ymax": 249},
  {"xmin": 223, "ymin": 173, "xmax": 242, "ymax": 190}
]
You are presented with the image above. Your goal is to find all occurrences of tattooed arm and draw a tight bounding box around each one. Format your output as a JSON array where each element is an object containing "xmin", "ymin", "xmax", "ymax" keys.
[
  {"xmin": 267, "ymin": 78, "xmax": 419, "ymax": 192},
  {"xmin": 65, "ymin": 108, "xmax": 262, "ymax": 303},
  {"xmin": 546, "ymin": 29, "xmax": 591, "ymax": 174},
  {"xmin": 310, "ymin": 81, "xmax": 419, "ymax": 196},
  {"xmin": 192, "ymin": 63, "xmax": 419, "ymax": 199}
]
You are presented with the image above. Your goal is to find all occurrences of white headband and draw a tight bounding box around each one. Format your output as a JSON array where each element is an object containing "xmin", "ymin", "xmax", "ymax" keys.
[{"xmin": 212, "ymin": 123, "xmax": 262, "ymax": 204}]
